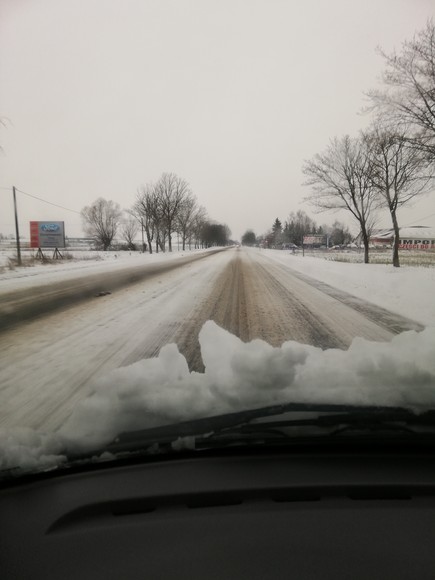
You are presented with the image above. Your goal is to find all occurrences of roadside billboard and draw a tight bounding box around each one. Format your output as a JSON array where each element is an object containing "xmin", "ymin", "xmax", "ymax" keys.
[
  {"xmin": 398, "ymin": 238, "xmax": 435, "ymax": 250},
  {"xmin": 30, "ymin": 221, "xmax": 66, "ymax": 248},
  {"xmin": 303, "ymin": 235, "xmax": 326, "ymax": 246}
]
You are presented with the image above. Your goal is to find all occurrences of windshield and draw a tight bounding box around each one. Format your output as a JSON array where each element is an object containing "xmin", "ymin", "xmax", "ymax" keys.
[{"xmin": 0, "ymin": 0, "xmax": 435, "ymax": 478}]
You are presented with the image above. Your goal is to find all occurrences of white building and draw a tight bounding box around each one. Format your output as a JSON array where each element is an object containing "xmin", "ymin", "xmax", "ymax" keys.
[{"xmin": 370, "ymin": 226, "xmax": 435, "ymax": 250}]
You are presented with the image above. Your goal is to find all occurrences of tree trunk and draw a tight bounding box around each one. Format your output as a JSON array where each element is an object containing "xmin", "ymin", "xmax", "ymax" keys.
[
  {"xmin": 146, "ymin": 231, "xmax": 153, "ymax": 254},
  {"xmin": 361, "ymin": 230, "xmax": 370, "ymax": 264},
  {"xmin": 168, "ymin": 230, "xmax": 172, "ymax": 252},
  {"xmin": 141, "ymin": 222, "xmax": 145, "ymax": 253},
  {"xmin": 391, "ymin": 211, "xmax": 400, "ymax": 268}
]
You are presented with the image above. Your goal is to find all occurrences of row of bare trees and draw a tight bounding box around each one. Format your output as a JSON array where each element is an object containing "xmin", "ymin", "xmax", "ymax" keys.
[
  {"xmin": 131, "ymin": 173, "xmax": 208, "ymax": 253},
  {"xmin": 303, "ymin": 19, "xmax": 435, "ymax": 266},
  {"xmin": 81, "ymin": 172, "xmax": 230, "ymax": 252}
]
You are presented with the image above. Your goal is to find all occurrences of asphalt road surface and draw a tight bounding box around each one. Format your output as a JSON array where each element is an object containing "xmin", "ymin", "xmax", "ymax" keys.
[{"xmin": 0, "ymin": 247, "xmax": 422, "ymax": 431}]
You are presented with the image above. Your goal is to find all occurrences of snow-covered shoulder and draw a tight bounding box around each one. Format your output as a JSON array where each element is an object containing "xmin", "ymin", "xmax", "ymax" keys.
[{"xmin": 261, "ymin": 248, "xmax": 435, "ymax": 327}]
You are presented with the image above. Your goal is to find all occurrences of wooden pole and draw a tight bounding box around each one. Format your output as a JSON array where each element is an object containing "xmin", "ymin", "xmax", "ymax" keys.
[{"xmin": 12, "ymin": 186, "xmax": 22, "ymax": 266}]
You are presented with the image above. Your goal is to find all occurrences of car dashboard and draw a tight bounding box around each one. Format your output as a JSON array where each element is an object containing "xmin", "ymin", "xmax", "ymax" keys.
[{"xmin": 2, "ymin": 443, "xmax": 435, "ymax": 579}]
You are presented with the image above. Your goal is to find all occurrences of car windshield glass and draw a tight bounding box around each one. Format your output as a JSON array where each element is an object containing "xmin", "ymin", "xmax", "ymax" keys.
[{"xmin": 0, "ymin": 0, "xmax": 435, "ymax": 479}]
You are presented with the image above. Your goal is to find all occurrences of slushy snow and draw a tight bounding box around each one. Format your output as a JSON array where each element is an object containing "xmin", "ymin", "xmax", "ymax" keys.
[{"xmin": 1, "ymin": 321, "xmax": 435, "ymax": 474}]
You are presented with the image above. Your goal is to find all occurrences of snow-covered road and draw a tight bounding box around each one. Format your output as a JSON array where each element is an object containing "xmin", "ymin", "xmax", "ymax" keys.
[
  {"xmin": 0, "ymin": 248, "xmax": 226, "ymax": 329},
  {"xmin": 0, "ymin": 247, "xmax": 424, "ymax": 431}
]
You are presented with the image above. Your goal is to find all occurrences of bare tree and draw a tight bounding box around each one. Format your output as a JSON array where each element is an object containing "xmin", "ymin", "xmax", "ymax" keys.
[
  {"xmin": 367, "ymin": 19, "xmax": 435, "ymax": 159},
  {"xmin": 133, "ymin": 175, "xmax": 217, "ymax": 253},
  {"xmin": 175, "ymin": 193, "xmax": 198, "ymax": 251},
  {"xmin": 190, "ymin": 206, "xmax": 208, "ymax": 249},
  {"xmin": 81, "ymin": 198, "xmax": 122, "ymax": 251},
  {"xmin": 134, "ymin": 183, "xmax": 171, "ymax": 253},
  {"xmin": 200, "ymin": 222, "xmax": 231, "ymax": 247},
  {"xmin": 155, "ymin": 173, "xmax": 191, "ymax": 252},
  {"xmin": 363, "ymin": 125, "xmax": 434, "ymax": 267},
  {"xmin": 303, "ymin": 135, "xmax": 378, "ymax": 263},
  {"xmin": 120, "ymin": 216, "xmax": 139, "ymax": 250},
  {"xmin": 133, "ymin": 184, "xmax": 158, "ymax": 254}
]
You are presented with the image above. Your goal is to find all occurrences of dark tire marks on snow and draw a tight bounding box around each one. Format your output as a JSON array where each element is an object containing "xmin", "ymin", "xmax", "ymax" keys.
[
  {"xmin": 173, "ymin": 248, "xmax": 423, "ymax": 372},
  {"xmin": 275, "ymin": 266, "xmax": 423, "ymax": 335}
]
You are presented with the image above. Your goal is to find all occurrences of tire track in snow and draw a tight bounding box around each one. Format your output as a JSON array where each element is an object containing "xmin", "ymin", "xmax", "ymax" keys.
[{"xmin": 171, "ymin": 247, "xmax": 420, "ymax": 372}]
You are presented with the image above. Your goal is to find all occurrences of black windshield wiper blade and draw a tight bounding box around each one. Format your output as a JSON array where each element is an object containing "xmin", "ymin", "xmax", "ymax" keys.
[{"xmin": 101, "ymin": 403, "xmax": 435, "ymax": 456}]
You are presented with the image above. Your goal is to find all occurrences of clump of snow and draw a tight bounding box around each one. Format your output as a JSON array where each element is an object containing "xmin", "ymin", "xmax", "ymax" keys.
[
  {"xmin": 171, "ymin": 436, "xmax": 196, "ymax": 451},
  {"xmin": 0, "ymin": 427, "xmax": 66, "ymax": 474},
  {"xmin": 2, "ymin": 321, "xmax": 435, "ymax": 474},
  {"xmin": 58, "ymin": 322, "xmax": 435, "ymax": 451}
]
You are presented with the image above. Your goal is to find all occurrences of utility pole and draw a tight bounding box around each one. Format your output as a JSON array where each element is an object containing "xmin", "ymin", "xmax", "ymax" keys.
[{"xmin": 12, "ymin": 186, "xmax": 22, "ymax": 266}]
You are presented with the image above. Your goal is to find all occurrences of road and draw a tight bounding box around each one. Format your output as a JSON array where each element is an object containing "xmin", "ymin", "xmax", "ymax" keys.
[{"xmin": 0, "ymin": 247, "xmax": 422, "ymax": 431}]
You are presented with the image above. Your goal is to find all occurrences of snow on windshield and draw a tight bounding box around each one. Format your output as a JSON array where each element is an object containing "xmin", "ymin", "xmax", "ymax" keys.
[{"xmin": 1, "ymin": 321, "xmax": 434, "ymax": 475}]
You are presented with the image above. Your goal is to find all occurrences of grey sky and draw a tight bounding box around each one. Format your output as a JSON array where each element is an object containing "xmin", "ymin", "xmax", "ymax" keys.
[{"xmin": 1, "ymin": 0, "xmax": 434, "ymax": 240}]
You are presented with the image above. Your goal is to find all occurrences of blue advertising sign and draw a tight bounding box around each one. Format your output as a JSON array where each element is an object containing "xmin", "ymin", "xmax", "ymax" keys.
[{"xmin": 30, "ymin": 221, "xmax": 66, "ymax": 248}]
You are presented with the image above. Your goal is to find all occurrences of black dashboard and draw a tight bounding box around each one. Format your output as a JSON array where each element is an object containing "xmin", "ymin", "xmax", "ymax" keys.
[{"xmin": 2, "ymin": 445, "xmax": 435, "ymax": 579}]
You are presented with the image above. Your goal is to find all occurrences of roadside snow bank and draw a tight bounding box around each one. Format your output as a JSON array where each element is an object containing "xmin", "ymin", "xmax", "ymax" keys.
[
  {"xmin": 1, "ymin": 321, "xmax": 435, "ymax": 473},
  {"xmin": 263, "ymin": 249, "xmax": 435, "ymax": 326},
  {"xmin": 0, "ymin": 248, "xmax": 217, "ymax": 294}
]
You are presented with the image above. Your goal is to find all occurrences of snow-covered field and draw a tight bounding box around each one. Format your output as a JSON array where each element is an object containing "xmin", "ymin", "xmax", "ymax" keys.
[{"xmin": 1, "ymin": 246, "xmax": 435, "ymax": 474}]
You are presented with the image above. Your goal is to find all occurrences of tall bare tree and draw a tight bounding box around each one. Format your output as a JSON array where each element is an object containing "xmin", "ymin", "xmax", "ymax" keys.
[
  {"xmin": 81, "ymin": 198, "xmax": 122, "ymax": 251},
  {"xmin": 134, "ymin": 182, "xmax": 171, "ymax": 254},
  {"xmin": 367, "ymin": 19, "xmax": 435, "ymax": 159},
  {"xmin": 200, "ymin": 222, "xmax": 231, "ymax": 247},
  {"xmin": 175, "ymin": 193, "xmax": 198, "ymax": 251},
  {"xmin": 191, "ymin": 206, "xmax": 208, "ymax": 249},
  {"xmin": 155, "ymin": 173, "xmax": 191, "ymax": 252},
  {"xmin": 363, "ymin": 125, "xmax": 434, "ymax": 267},
  {"xmin": 303, "ymin": 135, "xmax": 378, "ymax": 263},
  {"xmin": 133, "ymin": 184, "xmax": 157, "ymax": 254}
]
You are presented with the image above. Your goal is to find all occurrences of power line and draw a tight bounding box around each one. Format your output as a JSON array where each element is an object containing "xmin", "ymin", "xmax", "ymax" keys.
[{"xmin": 9, "ymin": 187, "xmax": 81, "ymax": 215}]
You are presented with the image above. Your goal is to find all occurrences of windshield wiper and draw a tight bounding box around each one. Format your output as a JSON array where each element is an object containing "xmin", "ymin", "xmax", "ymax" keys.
[{"xmin": 97, "ymin": 403, "xmax": 435, "ymax": 457}]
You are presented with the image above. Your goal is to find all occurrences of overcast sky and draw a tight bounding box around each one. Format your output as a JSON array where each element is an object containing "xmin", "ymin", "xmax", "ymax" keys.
[{"xmin": 1, "ymin": 0, "xmax": 434, "ymax": 240}]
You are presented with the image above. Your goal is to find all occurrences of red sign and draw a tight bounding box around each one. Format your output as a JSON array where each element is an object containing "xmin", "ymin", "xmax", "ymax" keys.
[{"xmin": 30, "ymin": 221, "xmax": 40, "ymax": 248}]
